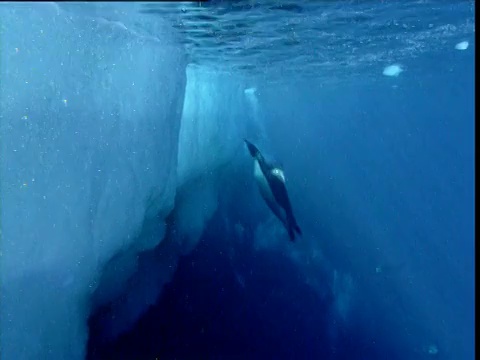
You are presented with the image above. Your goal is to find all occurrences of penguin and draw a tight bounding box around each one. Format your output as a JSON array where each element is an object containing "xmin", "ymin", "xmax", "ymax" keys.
[{"xmin": 244, "ymin": 139, "xmax": 302, "ymax": 241}]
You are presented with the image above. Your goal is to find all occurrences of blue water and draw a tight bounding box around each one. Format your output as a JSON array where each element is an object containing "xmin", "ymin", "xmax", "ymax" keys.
[{"xmin": 1, "ymin": 1, "xmax": 474, "ymax": 359}]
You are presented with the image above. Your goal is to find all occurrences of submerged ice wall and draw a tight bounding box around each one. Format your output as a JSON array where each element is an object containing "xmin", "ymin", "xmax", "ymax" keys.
[
  {"xmin": 176, "ymin": 67, "xmax": 250, "ymax": 243},
  {"xmin": 89, "ymin": 66, "xmax": 252, "ymax": 341},
  {"xmin": 0, "ymin": 3, "xmax": 257, "ymax": 358},
  {"xmin": 0, "ymin": 4, "xmax": 187, "ymax": 359}
]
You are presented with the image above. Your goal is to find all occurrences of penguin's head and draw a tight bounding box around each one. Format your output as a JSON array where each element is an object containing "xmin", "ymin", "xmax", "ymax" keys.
[{"xmin": 244, "ymin": 139, "xmax": 260, "ymax": 159}]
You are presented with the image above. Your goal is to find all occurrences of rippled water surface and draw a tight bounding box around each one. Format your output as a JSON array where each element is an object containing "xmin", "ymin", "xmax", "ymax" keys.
[
  {"xmin": 139, "ymin": 0, "xmax": 475, "ymax": 79},
  {"xmin": 53, "ymin": 1, "xmax": 475, "ymax": 80}
]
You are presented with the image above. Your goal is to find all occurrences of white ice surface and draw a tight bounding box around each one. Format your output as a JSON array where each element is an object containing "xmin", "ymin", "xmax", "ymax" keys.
[{"xmin": 177, "ymin": 67, "xmax": 250, "ymax": 186}]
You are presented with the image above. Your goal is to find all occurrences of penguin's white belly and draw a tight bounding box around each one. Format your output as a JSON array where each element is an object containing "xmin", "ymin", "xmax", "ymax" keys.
[
  {"xmin": 253, "ymin": 160, "xmax": 287, "ymax": 223},
  {"xmin": 254, "ymin": 161, "xmax": 274, "ymax": 201}
]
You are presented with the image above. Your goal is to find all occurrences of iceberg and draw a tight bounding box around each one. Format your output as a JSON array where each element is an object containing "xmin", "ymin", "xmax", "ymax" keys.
[
  {"xmin": 0, "ymin": 4, "xmax": 187, "ymax": 359},
  {"xmin": 89, "ymin": 66, "xmax": 253, "ymax": 341},
  {"xmin": 0, "ymin": 3, "xmax": 256, "ymax": 357}
]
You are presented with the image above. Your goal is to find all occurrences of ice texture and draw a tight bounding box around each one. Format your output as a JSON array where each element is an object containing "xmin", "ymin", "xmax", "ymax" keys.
[
  {"xmin": 0, "ymin": 4, "xmax": 186, "ymax": 359},
  {"xmin": 89, "ymin": 67, "xmax": 252, "ymax": 341}
]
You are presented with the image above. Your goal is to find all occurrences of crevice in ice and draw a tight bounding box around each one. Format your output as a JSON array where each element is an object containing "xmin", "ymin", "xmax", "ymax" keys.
[{"xmin": 87, "ymin": 166, "xmax": 223, "ymax": 347}]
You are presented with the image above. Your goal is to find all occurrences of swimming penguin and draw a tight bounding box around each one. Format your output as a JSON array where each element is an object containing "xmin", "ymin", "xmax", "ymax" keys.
[{"xmin": 244, "ymin": 139, "xmax": 302, "ymax": 241}]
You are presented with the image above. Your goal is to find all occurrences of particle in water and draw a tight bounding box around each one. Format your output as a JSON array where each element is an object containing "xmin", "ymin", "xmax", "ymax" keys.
[
  {"xmin": 455, "ymin": 41, "xmax": 469, "ymax": 50},
  {"xmin": 427, "ymin": 344, "xmax": 438, "ymax": 355},
  {"xmin": 383, "ymin": 64, "xmax": 403, "ymax": 77}
]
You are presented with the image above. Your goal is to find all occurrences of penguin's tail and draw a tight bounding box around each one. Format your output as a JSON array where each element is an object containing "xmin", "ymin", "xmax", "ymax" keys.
[{"xmin": 287, "ymin": 217, "xmax": 302, "ymax": 242}]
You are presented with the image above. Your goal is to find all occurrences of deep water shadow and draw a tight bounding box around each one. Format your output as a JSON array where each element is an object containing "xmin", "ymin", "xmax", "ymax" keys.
[
  {"xmin": 87, "ymin": 159, "xmax": 420, "ymax": 360},
  {"xmin": 88, "ymin": 202, "xmax": 414, "ymax": 360},
  {"xmin": 87, "ymin": 209, "xmax": 335, "ymax": 360}
]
